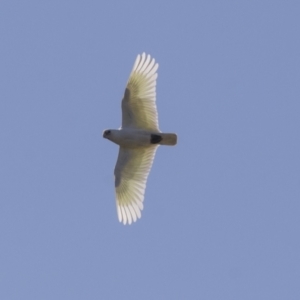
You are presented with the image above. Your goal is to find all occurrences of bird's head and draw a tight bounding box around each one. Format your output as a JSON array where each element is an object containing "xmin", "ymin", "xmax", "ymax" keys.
[
  {"xmin": 103, "ymin": 129, "xmax": 112, "ymax": 139},
  {"xmin": 103, "ymin": 129, "xmax": 120, "ymax": 145}
]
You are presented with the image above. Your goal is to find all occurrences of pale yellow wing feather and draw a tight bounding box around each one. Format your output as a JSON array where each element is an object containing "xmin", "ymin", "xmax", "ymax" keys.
[
  {"xmin": 122, "ymin": 53, "xmax": 160, "ymax": 131},
  {"xmin": 114, "ymin": 146, "xmax": 157, "ymax": 225}
]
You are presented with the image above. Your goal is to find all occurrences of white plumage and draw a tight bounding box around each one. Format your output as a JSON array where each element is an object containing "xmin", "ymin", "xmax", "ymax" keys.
[
  {"xmin": 122, "ymin": 53, "xmax": 159, "ymax": 131},
  {"xmin": 103, "ymin": 53, "xmax": 177, "ymax": 225}
]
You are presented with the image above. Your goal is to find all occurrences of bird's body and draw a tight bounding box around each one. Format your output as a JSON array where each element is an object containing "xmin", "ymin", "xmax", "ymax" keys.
[
  {"xmin": 103, "ymin": 53, "xmax": 177, "ymax": 225},
  {"xmin": 104, "ymin": 128, "xmax": 177, "ymax": 148},
  {"xmin": 104, "ymin": 128, "xmax": 153, "ymax": 148}
]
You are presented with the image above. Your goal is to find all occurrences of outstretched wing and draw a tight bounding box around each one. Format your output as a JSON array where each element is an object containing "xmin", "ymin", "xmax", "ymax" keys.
[
  {"xmin": 122, "ymin": 53, "xmax": 160, "ymax": 131},
  {"xmin": 114, "ymin": 146, "xmax": 157, "ymax": 225}
]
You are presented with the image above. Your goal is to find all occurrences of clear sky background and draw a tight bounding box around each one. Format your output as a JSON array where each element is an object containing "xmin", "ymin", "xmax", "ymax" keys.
[{"xmin": 1, "ymin": 1, "xmax": 299, "ymax": 299}]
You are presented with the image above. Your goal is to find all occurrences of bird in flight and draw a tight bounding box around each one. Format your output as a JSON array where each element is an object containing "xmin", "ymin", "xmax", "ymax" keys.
[{"xmin": 103, "ymin": 53, "xmax": 177, "ymax": 225}]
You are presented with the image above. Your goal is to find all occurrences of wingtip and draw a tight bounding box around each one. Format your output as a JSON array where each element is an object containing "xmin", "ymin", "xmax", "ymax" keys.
[
  {"xmin": 117, "ymin": 202, "xmax": 143, "ymax": 225},
  {"xmin": 132, "ymin": 53, "xmax": 158, "ymax": 75}
]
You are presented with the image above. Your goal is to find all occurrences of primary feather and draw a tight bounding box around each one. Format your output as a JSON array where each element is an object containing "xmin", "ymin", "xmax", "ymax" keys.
[
  {"xmin": 114, "ymin": 146, "xmax": 157, "ymax": 225},
  {"xmin": 122, "ymin": 53, "xmax": 160, "ymax": 131}
]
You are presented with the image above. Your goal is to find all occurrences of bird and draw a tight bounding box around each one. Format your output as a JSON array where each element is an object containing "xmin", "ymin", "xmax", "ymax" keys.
[{"xmin": 103, "ymin": 53, "xmax": 177, "ymax": 225}]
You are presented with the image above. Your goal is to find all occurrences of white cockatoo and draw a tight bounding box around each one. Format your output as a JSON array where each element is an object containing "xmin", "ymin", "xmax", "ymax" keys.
[{"xmin": 103, "ymin": 53, "xmax": 177, "ymax": 225}]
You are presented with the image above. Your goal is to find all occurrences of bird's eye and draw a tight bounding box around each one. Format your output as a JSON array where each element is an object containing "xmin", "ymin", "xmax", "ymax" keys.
[{"xmin": 105, "ymin": 130, "xmax": 111, "ymax": 135}]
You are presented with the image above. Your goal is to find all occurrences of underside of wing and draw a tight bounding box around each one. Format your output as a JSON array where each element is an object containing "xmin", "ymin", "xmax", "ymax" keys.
[
  {"xmin": 122, "ymin": 53, "xmax": 160, "ymax": 131},
  {"xmin": 114, "ymin": 146, "xmax": 157, "ymax": 225}
]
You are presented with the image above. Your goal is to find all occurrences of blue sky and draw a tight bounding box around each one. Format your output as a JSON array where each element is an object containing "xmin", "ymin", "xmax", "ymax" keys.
[{"xmin": 1, "ymin": 1, "xmax": 300, "ymax": 299}]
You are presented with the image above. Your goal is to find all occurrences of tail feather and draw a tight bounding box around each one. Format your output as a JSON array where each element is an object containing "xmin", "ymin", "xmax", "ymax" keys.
[{"xmin": 159, "ymin": 133, "xmax": 177, "ymax": 146}]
